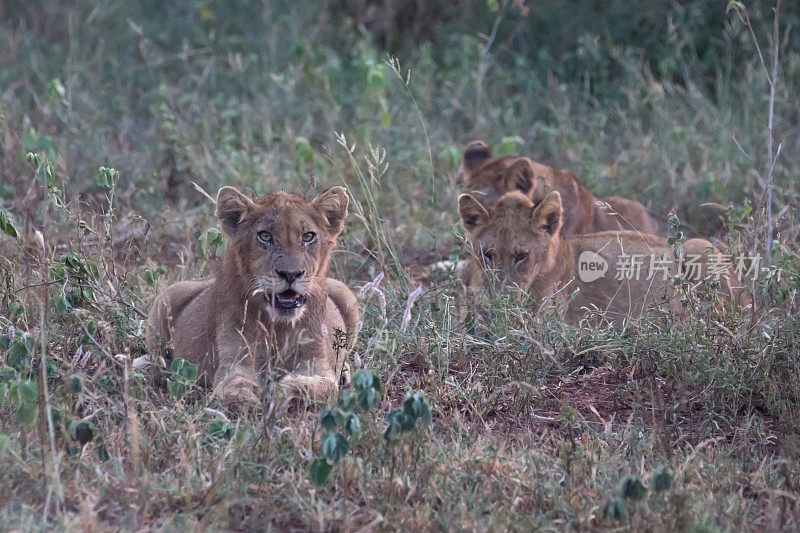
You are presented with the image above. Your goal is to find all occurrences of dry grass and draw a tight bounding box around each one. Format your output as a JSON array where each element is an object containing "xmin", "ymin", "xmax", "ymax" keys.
[{"xmin": 1, "ymin": 1, "xmax": 799, "ymax": 530}]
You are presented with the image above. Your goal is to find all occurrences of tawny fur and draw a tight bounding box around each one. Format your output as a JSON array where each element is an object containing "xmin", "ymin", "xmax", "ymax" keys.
[
  {"xmin": 460, "ymin": 140, "xmax": 659, "ymax": 237},
  {"xmin": 146, "ymin": 186, "xmax": 358, "ymax": 407},
  {"xmin": 459, "ymin": 190, "xmax": 748, "ymax": 324}
]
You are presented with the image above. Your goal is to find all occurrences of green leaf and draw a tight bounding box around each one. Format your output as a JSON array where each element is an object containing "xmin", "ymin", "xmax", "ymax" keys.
[
  {"xmin": 69, "ymin": 419, "xmax": 97, "ymax": 445},
  {"xmin": 141, "ymin": 266, "xmax": 166, "ymax": 287},
  {"xmin": 353, "ymin": 371, "xmax": 380, "ymax": 393},
  {"xmin": 17, "ymin": 380, "xmax": 37, "ymax": 403},
  {"xmin": 400, "ymin": 411, "xmax": 415, "ymax": 431},
  {"xmin": 0, "ymin": 366, "xmax": 18, "ymax": 383},
  {"xmin": 357, "ymin": 386, "xmax": 378, "ymax": 411},
  {"xmin": 338, "ymin": 389, "xmax": 357, "ymax": 411},
  {"xmin": 96, "ymin": 166, "xmax": 119, "ymax": 190},
  {"xmin": 208, "ymin": 419, "xmax": 234, "ymax": 441},
  {"xmin": 197, "ymin": 227, "xmax": 227, "ymax": 259},
  {"xmin": 43, "ymin": 78, "xmax": 66, "ymax": 106},
  {"xmin": 15, "ymin": 401, "xmax": 37, "ymax": 427},
  {"xmin": 8, "ymin": 302, "xmax": 25, "ymax": 321},
  {"xmin": 319, "ymin": 408, "xmax": 338, "ymax": 431},
  {"xmin": 402, "ymin": 391, "xmax": 432, "ymax": 425},
  {"xmin": 167, "ymin": 379, "xmax": 186, "ymax": 400},
  {"xmin": 170, "ymin": 358, "xmax": 198, "ymax": 382},
  {"xmin": 343, "ymin": 413, "xmax": 360, "ymax": 437},
  {"xmin": 310, "ymin": 457, "xmax": 333, "ymax": 485},
  {"xmin": 383, "ymin": 409, "xmax": 404, "ymax": 441},
  {"xmin": 651, "ymin": 466, "xmax": 672, "ymax": 492},
  {"xmin": 320, "ymin": 432, "xmax": 349, "ymax": 463},
  {"xmin": 620, "ymin": 476, "xmax": 647, "ymax": 501},
  {"xmin": 0, "ymin": 209, "xmax": 20, "ymax": 240}
]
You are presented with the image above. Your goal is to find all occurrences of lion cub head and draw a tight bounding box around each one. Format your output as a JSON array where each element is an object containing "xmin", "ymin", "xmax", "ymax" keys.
[
  {"xmin": 460, "ymin": 140, "xmax": 547, "ymax": 207},
  {"xmin": 215, "ymin": 185, "xmax": 348, "ymax": 322},
  {"xmin": 459, "ymin": 190, "xmax": 563, "ymax": 289}
]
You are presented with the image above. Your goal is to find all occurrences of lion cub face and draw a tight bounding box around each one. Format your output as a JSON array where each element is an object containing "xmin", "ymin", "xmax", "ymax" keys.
[
  {"xmin": 459, "ymin": 191, "xmax": 563, "ymax": 290},
  {"xmin": 215, "ymin": 186, "xmax": 348, "ymax": 322}
]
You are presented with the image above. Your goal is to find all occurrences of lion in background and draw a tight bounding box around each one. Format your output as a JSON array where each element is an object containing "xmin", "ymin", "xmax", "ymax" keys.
[
  {"xmin": 460, "ymin": 140, "xmax": 659, "ymax": 238},
  {"xmin": 458, "ymin": 190, "xmax": 747, "ymax": 324},
  {"xmin": 147, "ymin": 186, "xmax": 358, "ymax": 408}
]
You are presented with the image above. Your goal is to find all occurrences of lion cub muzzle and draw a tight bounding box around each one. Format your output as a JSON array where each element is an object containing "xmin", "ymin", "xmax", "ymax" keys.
[{"xmin": 255, "ymin": 274, "xmax": 311, "ymax": 320}]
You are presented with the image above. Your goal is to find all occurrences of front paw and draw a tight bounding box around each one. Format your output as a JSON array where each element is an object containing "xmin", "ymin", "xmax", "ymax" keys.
[
  {"xmin": 278, "ymin": 373, "xmax": 336, "ymax": 403},
  {"xmin": 217, "ymin": 375, "xmax": 260, "ymax": 409}
]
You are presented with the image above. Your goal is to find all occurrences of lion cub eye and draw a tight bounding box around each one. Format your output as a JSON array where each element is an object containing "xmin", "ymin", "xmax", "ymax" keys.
[
  {"xmin": 482, "ymin": 250, "xmax": 493, "ymax": 263},
  {"xmin": 514, "ymin": 251, "xmax": 529, "ymax": 265},
  {"xmin": 302, "ymin": 232, "xmax": 317, "ymax": 243},
  {"xmin": 257, "ymin": 231, "xmax": 272, "ymax": 245}
]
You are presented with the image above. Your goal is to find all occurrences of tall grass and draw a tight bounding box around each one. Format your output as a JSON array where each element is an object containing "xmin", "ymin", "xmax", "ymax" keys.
[{"xmin": 0, "ymin": 0, "xmax": 799, "ymax": 529}]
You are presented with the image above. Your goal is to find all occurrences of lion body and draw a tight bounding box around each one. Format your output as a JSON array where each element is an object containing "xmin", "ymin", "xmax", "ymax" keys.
[
  {"xmin": 459, "ymin": 191, "xmax": 746, "ymax": 324},
  {"xmin": 147, "ymin": 187, "xmax": 357, "ymax": 406},
  {"xmin": 461, "ymin": 141, "xmax": 659, "ymax": 237}
]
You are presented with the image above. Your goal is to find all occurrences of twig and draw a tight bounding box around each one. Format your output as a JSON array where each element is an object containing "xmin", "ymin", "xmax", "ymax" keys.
[
  {"xmin": 734, "ymin": 0, "xmax": 782, "ymax": 265},
  {"xmin": 765, "ymin": 1, "xmax": 781, "ymax": 260}
]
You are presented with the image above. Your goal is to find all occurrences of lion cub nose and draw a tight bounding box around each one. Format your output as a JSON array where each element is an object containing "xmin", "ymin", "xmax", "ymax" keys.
[{"xmin": 276, "ymin": 269, "xmax": 304, "ymax": 283}]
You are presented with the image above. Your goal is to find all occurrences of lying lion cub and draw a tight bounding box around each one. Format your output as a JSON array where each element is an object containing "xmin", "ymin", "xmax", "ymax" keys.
[
  {"xmin": 459, "ymin": 190, "xmax": 743, "ymax": 324},
  {"xmin": 147, "ymin": 186, "xmax": 358, "ymax": 407},
  {"xmin": 461, "ymin": 140, "xmax": 659, "ymax": 237}
]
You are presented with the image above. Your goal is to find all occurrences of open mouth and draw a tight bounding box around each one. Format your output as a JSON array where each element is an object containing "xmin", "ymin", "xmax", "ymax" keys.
[{"xmin": 265, "ymin": 289, "xmax": 307, "ymax": 311}]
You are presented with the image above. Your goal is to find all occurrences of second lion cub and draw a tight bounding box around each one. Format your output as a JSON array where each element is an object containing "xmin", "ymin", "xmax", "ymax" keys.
[{"xmin": 458, "ymin": 190, "xmax": 746, "ymax": 324}]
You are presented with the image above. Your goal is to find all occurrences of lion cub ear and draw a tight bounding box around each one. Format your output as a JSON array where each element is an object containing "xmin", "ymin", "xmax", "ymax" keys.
[
  {"xmin": 312, "ymin": 186, "xmax": 349, "ymax": 236},
  {"xmin": 458, "ymin": 194, "xmax": 490, "ymax": 234},
  {"xmin": 531, "ymin": 191, "xmax": 563, "ymax": 236},
  {"xmin": 216, "ymin": 186, "xmax": 253, "ymax": 236},
  {"xmin": 462, "ymin": 140, "xmax": 493, "ymax": 175},
  {"xmin": 501, "ymin": 159, "xmax": 535, "ymax": 195}
]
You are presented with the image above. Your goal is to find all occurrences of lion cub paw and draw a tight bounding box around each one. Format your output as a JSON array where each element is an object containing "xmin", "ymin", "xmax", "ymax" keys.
[
  {"xmin": 278, "ymin": 373, "xmax": 337, "ymax": 404},
  {"xmin": 217, "ymin": 375, "xmax": 260, "ymax": 409}
]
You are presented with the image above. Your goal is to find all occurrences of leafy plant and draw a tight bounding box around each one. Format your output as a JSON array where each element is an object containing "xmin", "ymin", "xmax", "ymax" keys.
[
  {"xmin": 0, "ymin": 208, "xmax": 20, "ymax": 240},
  {"xmin": 196, "ymin": 227, "xmax": 227, "ymax": 260},
  {"xmin": 7, "ymin": 379, "xmax": 38, "ymax": 428},
  {"xmin": 167, "ymin": 358, "xmax": 198, "ymax": 400},
  {"xmin": 383, "ymin": 390, "xmax": 432, "ymax": 442},
  {"xmin": 69, "ymin": 419, "xmax": 97, "ymax": 446},
  {"xmin": 309, "ymin": 370, "xmax": 381, "ymax": 485},
  {"xmin": 50, "ymin": 251, "xmax": 100, "ymax": 312},
  {"xmin": 141, "ymin": 265, "xmax": 167, "ymax": 287}
]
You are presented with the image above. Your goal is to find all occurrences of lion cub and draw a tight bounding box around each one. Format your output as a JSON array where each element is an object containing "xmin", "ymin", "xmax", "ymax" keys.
[
  {"xmin": 147, "ymin": 186, "xmax": 358, "ymax": 407},
  {"xmin": 459, "ymin": 190, "xmax": 744, "ymax": 324},
  {"xmin": 461, "ymin": 140, "xmax": 659, "ymax": 237}
]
